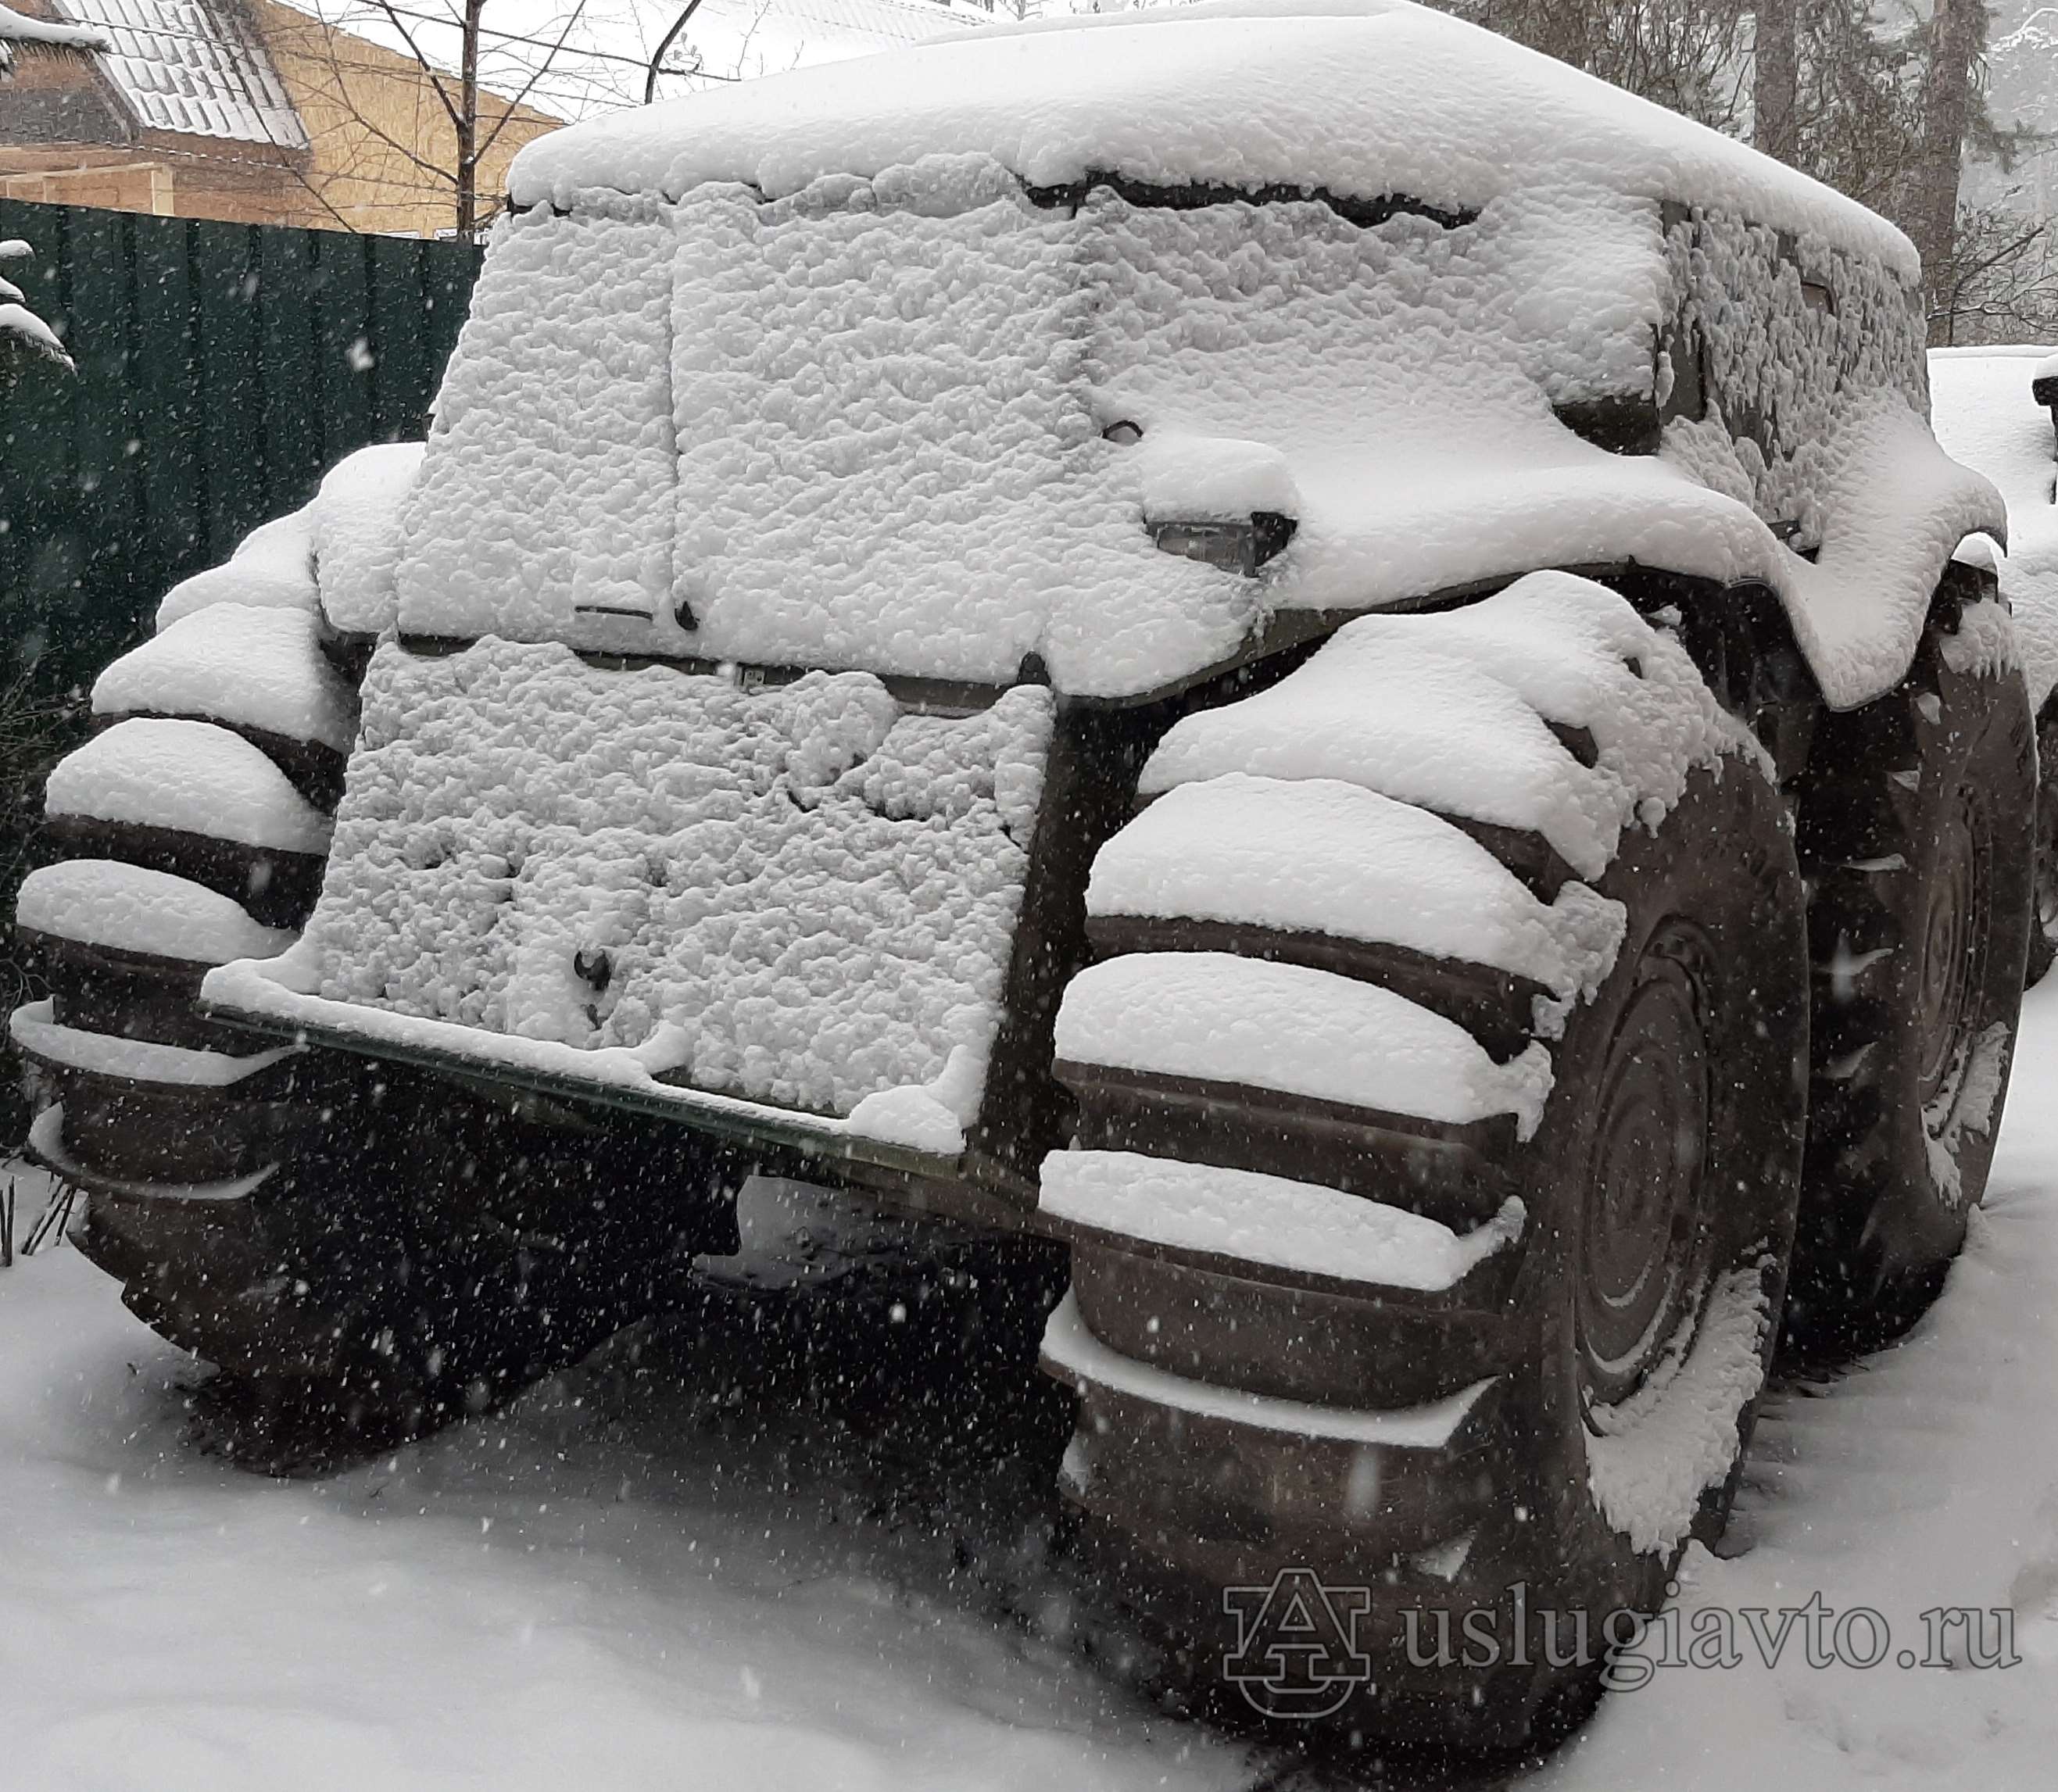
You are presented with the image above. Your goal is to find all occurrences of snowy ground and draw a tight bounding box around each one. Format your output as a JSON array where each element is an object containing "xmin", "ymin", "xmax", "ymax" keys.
[
  {"xmin": 7, "ymin": 990, "xmax": 2058, "ymax": 1789},
  {"xmin": 1536, "ymin": 978, "xmax": 2058, "ymax": 1791},
  {"xmin": 0, "ymin": 1211, "xmax": 1242, "ymax": 1790}
]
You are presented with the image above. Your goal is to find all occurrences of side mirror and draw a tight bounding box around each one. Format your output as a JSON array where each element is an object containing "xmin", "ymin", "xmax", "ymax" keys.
[
  {"xmin": 2032, "ymin": 363, "xmax": 2058, "ymax": 465},
  {"xmin": 1132, "ymin": 432, "xmax": 1299, "ymax": 576}
]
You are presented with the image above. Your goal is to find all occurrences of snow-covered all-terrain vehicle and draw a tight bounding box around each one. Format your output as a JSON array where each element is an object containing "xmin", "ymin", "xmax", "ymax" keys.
[
  {"xmin": 14, "ymin": 0, "xmax": 2046, "ymax": 1747},
  {"xmin": 1927, "ymin": 343, "xmax": 2058, "ymax": 984}
]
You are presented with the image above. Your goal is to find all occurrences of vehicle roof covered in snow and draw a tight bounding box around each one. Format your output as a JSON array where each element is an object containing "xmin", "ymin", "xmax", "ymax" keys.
[{"xmin": 508, "ymin": 0, "xmax": 1916, "ymax": 279}]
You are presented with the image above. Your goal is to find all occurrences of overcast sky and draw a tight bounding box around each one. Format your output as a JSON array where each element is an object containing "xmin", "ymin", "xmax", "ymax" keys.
[{"xmin": 288, "ymin": 0, "xmax": 1014, "ymax": 122}]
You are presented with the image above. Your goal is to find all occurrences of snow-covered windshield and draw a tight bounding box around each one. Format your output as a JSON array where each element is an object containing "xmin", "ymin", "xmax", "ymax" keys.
[
  {"xmin": 384, "ymin": 163, "xmax": 1688, "ymax": 699},
  {"xmin": 391, "ymin": 173, "xmax": 1253, "ymax": 695}
]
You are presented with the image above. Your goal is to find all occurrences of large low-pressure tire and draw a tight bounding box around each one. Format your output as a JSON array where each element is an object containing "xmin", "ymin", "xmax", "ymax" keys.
[
  {"xmin": 1788, "ymin": 583, "xmax": 2035, "ymax": 1351},
  {"xmin": 16, "ymin": 574, "xmax": 733, "ymax": 1468},
  {"xmin": 2023, "ymin": 694, "xmax": 2058, "ymax": 989},
  {"xmin": 1036, "ymin": 573, "xmax": 1807, "ymax": 1749}
]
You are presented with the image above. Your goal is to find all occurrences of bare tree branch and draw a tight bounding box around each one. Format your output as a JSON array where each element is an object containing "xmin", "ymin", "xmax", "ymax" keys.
[
  {"xmin": 477, "ymin": 0, "xmax": 592, "ymax": 162},
  {"xmin": 363, "ymin": 0, "xmax": 468, "ymax": 136},
  {"xmin": 285, "ymin": 0, "xmax": 585, "ymax": 238}
]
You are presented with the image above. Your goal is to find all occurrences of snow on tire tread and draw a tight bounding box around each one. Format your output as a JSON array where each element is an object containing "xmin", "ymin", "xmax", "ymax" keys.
[
  {"xmin": 45, "ymin": 718, "xmax": 334, "ymax": 854},
  {"xmin": 1138, "ymin": 571, "xmax": 1756, "ymax": 880},
  {"xmin": 93, "ymin": 606, "xmax": 357, "ymax": 752},
  {"xmin": 1044, "ymin": 571, "xmax": 1763, "ymax": 1248}
]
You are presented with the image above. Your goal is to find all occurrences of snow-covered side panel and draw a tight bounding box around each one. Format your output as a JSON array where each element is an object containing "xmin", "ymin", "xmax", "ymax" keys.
[
  {"xmin": 1675, "ymin": 208, "xmax": 1927, "ymax": 507},
  {"xmin": 671, "ymin": 167, "xmax": 1244, "ymax": 692},
  {"xmin": 1076, "ymin": 185, "xmax": 1921, "ymax": 701},
  {"xmin": 1070, "ymin": 188, "xmax": 1778, "ymax": 653},
  {"xmin": 392, "ymin": 196, "xmax": 682, "ymax": 656},
  {"xmin": 662, "ymin": 168, "xmax": 1707, "ymax": 695},
  {"xmin": 302, "ymin": 639, "xmax": 1050, "ymax": 1125}
]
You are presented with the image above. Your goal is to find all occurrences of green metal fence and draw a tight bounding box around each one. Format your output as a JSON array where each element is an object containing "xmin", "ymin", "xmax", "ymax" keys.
[{"xmin": 0, "ymin": 199, "xmax": 482, "ymax": 694}]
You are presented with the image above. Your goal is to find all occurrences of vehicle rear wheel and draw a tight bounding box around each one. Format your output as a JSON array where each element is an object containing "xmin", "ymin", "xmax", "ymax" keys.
[
  {"xmin": 1036, "ymin": 574, "xmax": 1807, "ymax": 1748},
  {"xmin": 1788, "ymin": 588, "xmax": 2035, "ymax": 1351}
]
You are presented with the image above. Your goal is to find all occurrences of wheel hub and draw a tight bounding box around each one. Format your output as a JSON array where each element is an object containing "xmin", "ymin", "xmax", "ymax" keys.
[
  {"xmin": 1917, "ymin": 784, "xmax": 1992, "ymax": 1113},
  {"xmin": 1577, "ymin": 930, "xmax": 1713, "ymax": 1411}
]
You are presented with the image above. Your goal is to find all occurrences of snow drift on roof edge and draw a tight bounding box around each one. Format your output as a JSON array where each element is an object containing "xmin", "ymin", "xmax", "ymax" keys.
[{"xmin": 506, "ymin": 1, "xmax": 1914, "ymax": 280}]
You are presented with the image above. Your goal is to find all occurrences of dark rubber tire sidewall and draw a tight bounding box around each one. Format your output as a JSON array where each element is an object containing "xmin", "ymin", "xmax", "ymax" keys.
[
  {"xmin": 2024, "ymin": 697, "xmax": 2058, "ymax": 989},
  {"xmin": 1493, "ymin": 759, "xmax": 1807, "ymax": 1647},
  {"xmin": 1792, "ymin": 624, "xmax": 2035, "ymax": 1340}
]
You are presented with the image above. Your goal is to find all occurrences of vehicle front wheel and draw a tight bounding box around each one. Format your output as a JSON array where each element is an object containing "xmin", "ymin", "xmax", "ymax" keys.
[{"xmin": 1034, "ymin": 574, "xmax": 1807, "ymax": 1747}]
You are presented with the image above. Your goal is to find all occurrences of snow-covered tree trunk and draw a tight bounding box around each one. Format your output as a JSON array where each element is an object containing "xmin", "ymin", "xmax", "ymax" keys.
[
  {"xmin": 456, "ymin": 0, "xmax": 484, "ymax": 244},
  {"xmin": 1752, "ymin": 0, "xmax": 1799, "ymax": 163},
  {"xmin": 1909, "ymin": 0, "xmax": 1984, "ymax": 334}
]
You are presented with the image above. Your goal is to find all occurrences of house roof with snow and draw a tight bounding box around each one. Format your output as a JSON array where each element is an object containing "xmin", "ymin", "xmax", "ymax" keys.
[
  {"xmin": 0, "ymin": 0, "xmax": 107, "ymax": 67},
  {"xmin": 511, "ymin": 0, "xmax": 1915, "ymax": 277},
  {"xmin": 35, "ymin": 0, "xmax": 307, "ymax": 147}
]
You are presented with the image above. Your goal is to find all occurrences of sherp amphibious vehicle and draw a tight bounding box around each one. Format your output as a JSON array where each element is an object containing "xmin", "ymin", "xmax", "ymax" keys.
[{"xmin": 16, "ymin": 0, "xmax": 2044, "ymax": 1746}]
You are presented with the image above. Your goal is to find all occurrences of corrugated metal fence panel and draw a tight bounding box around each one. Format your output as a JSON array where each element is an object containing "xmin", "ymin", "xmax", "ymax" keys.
[{"xmin": 0, "ymin": 199, "xmax": 481, "ymax": 692}]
